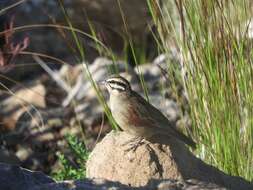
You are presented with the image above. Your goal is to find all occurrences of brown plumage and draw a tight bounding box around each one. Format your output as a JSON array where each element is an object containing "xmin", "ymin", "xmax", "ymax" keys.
[{"xmin": 104, "ymin": 75, "xmax": 196, "ymax": 149}]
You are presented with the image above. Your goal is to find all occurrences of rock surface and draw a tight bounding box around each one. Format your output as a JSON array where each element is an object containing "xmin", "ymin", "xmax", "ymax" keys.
[
  {"xmin": 0, "ymin": 162, "xmax": 229, "ymax": 190},
  {"xmin": 0, "ymin": 162, "xmax": 54, "ymax": 190},
  {"xmin": 86, "ymin": 131, "xmax": 253, "ymax": 190}
]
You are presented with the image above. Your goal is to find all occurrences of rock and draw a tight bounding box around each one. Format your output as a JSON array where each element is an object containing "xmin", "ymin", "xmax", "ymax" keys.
[
  {"xmin": 0, "ymin": 82, "xmax": 46, "ymax": 131},
  {"xmin": 0, "ymin": 162, "xmax": 54, "ymax": 190},
  {"xmin": 0, "ymin": 148, "xmax": 20, "ymax": 165},
  {"xmin": 153, "ymin": 179, "xmax": 227, "ymax": 190},
  {"xmin": 134, "ymin": 63, "xmax": 162, "ymax": 91},
  {"xmin": 86, "ymin": 131, "xmax": 253, "ymax": 189},
  {"xmin": 148, "ymin": 93, "xmax": 181, "ymax": 123},
  {"xmin": 0, "ymin": 105, "xmax": 74, "ymax": 172},
  {"xmin": 0, "ymin": 162, "xmax": 231, "ymax": 190},
  {"xmin": 0, "ymin": 77, "xmax": 75, "ymax": 172},
  {"xmin": 75, "ymin": 57, "xmax": 138, "ymax": 101}
]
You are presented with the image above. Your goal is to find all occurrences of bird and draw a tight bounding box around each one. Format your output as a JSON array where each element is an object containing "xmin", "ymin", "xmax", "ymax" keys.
[{"xmin": 102, "ymin": 75, "xmax": 196, "ymax": 149}]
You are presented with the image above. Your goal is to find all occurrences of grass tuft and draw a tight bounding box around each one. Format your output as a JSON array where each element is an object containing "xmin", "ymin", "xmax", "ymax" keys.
[{"xmin": 150, "ymin": 0, "xmax": 253, "ymax": 180}]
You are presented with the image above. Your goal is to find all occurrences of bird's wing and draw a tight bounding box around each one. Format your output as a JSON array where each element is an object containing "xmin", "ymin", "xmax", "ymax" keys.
[
  {"xmin": 128, "ymin": 91, "xmax": 196, "ymax": 148},
  {"xmin": 127, "ymin": 91, "xmax": 169, "ymax": 129}
]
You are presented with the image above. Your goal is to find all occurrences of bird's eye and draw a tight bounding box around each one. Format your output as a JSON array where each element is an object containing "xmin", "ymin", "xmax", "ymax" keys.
[{"xmin": 108, "ymin": 82, "xmax": 125, "ymax": 91}]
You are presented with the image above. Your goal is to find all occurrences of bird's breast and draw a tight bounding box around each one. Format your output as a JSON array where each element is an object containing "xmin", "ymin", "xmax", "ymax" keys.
[
  {"xmin": 109, "ymin": 95, "xmax": 152, "ymax": 137},
  {"xmin": 110, "ymin": 95, "xmax": 129, "ymax": 123}
]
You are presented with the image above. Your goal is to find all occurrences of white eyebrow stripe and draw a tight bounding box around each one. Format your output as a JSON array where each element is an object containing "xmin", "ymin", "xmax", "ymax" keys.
[
  {"xmin": 107, "ymin": 78, "xmax": 119, "ymax": 82},
  {"xmin": 106, "ymin": 78, "xmax": 127, "ymax": 87},
  {"xmin": 107, "ymin": 78, "xmax": 126, "ymax": 84}
]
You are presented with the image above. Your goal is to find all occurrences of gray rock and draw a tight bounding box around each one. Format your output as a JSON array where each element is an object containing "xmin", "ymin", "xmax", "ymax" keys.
[
  {"xmin": 0, "ymin": 148, "xmax": 20, "ymax": 165},
  {"xmin": 0, "ymin": 162, "xmax": 232, "ymax": 190},
  {"xmin": 0, "ymin": 162, "xmax": 54, "ymax": 190}
]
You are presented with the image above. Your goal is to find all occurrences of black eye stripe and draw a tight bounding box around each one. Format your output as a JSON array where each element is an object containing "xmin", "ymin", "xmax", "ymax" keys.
[
  {"xmin": 106, "ymin": 80, "xmax": 127, "ymax": 91},
  {"xmin": 107, "ymin": 80, "xmax": 126, "ymax": 88},
  {"xmin": 109, "ymin": 84, "xmax": 125, "ymax": 91}
]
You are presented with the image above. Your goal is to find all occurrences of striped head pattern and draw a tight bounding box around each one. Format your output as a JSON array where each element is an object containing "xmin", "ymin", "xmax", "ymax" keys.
[{"xmin": 104, "ymin": 75, "xmax": 131, "ymax": 93}]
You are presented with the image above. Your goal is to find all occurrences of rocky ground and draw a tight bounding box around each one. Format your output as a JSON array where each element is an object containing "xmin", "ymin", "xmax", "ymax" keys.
[{"xmin": 0, "ymin": 162, "xmax": 229, "ymax": 190}]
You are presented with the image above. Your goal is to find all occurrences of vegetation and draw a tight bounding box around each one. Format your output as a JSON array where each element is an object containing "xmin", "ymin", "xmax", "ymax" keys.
[
  {"xmin": 148, "ymin": 0, "xmax": 253, "ymax": 180},
  {"xmin": 52, "ymin": 135, "xmax": 89, "ymax": 181}
]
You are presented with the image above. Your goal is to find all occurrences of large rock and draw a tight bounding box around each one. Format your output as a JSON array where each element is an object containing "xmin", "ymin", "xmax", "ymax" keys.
[
  {"xmin": 0, "ymin": 162, "xmax": 229, "ymax": 190},
  {"xmin": 0, "ymin": 162, "xmax": 54, "ymax": 190},
  {"xmin": 86, "ymin": 131, "xmax": 253, "ymax": 189}
]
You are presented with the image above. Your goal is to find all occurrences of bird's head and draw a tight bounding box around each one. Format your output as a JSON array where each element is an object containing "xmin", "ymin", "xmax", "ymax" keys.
[{"xmin": 102, "ymin": 75, "xmax": 132, "ymax": 96}]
